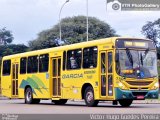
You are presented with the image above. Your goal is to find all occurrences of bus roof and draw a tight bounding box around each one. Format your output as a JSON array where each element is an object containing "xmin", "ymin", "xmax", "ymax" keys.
[{"xmin": 2, "ymin": 37, "xmax": 151, "ymax": 60}]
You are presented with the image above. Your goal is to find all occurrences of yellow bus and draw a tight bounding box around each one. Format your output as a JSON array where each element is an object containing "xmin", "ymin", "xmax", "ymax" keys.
[{"xmin": 1, "ymin": 37, "xmax": 159, "ymax": 107}]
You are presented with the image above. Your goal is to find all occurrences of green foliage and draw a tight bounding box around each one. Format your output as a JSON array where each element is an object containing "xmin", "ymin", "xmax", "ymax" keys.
[
  {"xmin": 142, "ymin": 18, "xmax": 160, "ymax": 45},
  {"xmin": 0, "ymin": 44, "xmax": 28, "ymax": 57},
  {"xmin": 142, "ymin": 18, "xmax": 160, "ymax": 59},
  {"xmin": 29, "ymin": 16, "xmax": 118, "ymax": 50},
  {"xmin": 0, "ymin": 28, "xmax": 14, "ymax": 45},
  {"xmin": 28, "ymin": 29, "xmax": 59, "ymax": 50}
]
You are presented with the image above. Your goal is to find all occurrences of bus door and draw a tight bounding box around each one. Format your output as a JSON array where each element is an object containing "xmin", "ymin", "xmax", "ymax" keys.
[
  {"xmin": 100, "ymin": 51, "xmax": 114, "ymax": 99},
  {"xmin": 52, "ymin": 57, "xmax": 61, "ymax": 98},
  {"xmin": 12, "ymin": 63, "xmax": 19, "ymax": 97}
]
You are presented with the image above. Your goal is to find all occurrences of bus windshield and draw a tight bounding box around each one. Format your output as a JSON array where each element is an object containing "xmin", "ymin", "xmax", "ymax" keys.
[{"xmin": 116, "ymin": 49, "xmax": 158, "ymax": 78}]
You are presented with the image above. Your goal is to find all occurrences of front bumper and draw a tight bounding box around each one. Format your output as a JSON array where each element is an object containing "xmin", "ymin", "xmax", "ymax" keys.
[{"xmin": 115, "ymin": 88, "xmax": 159, "ymax": 100}]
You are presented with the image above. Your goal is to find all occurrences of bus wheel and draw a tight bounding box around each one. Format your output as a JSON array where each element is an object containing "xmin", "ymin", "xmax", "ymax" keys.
[
  {"xmin": 25, "ymin": 87, "xmax": 34, "ymax": 104},
  {"xmin": 52, "ymin": 99, "xmax": 68, "ymax": 105},
  {"xmin": 119, "ymin": 99, "xmax": 133, "ymax": 107},
  {"xmin": 84, "ymin": 86, "xmax": 99, "ymax": 107}
]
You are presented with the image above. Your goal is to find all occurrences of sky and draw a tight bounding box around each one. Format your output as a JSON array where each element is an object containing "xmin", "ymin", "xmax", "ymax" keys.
[{"xmin": 0, "ymin": 0, "xmax": 160, "ymax": 45}]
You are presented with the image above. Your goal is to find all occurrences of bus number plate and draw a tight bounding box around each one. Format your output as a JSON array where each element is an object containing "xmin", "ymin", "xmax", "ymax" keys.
[{"xmin": 137, "ymin": 95, "xmax": 144, "ymax": 100}]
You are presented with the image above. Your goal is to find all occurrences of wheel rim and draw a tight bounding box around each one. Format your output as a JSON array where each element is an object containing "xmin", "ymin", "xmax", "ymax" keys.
[
  {"xmin": 86, "ymin": 91, "xmax": 93, "ymax": 103},
  {"xmin": 26, "ymin": 91, "xmax": 32, "ymax": 102}
]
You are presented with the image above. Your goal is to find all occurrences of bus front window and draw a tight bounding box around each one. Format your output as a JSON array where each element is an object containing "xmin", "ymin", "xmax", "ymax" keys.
[{"xmin": 116, "ymin": 50, "xmax": 158, "ymax": 78}]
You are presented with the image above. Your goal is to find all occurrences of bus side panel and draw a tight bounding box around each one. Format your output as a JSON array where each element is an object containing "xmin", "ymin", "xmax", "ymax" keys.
[
  {"xmin": 61, "ymin": 70, "xmax": 82, "ymax": 99},
  {"xmin": 18, "ymin": 73, "xmax": 51, "ymax": 99},
  {"xmin": 33, "ymin": 73, "xmax": 50, "ymax": 99},
  {"xmin": 83, "ymin": 70, "xmax": 100, "ymax": 100},
  {"xmin": 1, "ymin": 58, "xmax": 12, "ymax": 98},
  {"xmin": 61, "ymin": 69, "xmax": 99, "ymax": 100},
  {"xmin": 62, "ymin": 87, "xmax": 81, "ymax": 99},
  {"xmin": 1, "ymin": 59, "xmax": 12, "ymax": 98},
  {"xmin": 18, "ymin": 74, "xmax": 24, "ymax": 98},
  {"xmin": 1, "ymin": 76, "xmax": 12, "ymax": 98}
]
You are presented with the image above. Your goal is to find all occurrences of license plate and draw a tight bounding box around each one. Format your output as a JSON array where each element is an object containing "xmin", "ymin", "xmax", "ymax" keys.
[{"xmin": 137, "ymin": 95, "xmax": 144, "ymax": 99}]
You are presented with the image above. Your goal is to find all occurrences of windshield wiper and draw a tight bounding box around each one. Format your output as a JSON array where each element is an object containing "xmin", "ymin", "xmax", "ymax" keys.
[
  {"xmin": 140, "ymin": 53, "xmax": 143, "ymax": 66},
  {"xmin": 126, "ymin": 48, "xmax": 133, "ymax": 67}
]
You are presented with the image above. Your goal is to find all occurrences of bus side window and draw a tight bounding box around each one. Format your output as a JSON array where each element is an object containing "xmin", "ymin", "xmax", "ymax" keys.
[
  {"xmin": 27, "ymin": 56, "xmax": 38, "ymax": 73},
  {"xmin": 20, "ymin": 57, "xmax": 27, "ymax": 74},
  {"xmin": 39, "ymin": 54, "xmax": 49, "ymax": 72},
  {"xmin": 83, "ymin": 46, "xmax": 97, "ymax": 69},
  {"xmin": 63, "ymin": 51, "xmax": 66, "ymax": 70},
  {"xmin": 2, "ymin": 60, "xmax": 11, "ymax": 76},
  {"xmin": 67, "ymin": 49, "xmax": 82, "ymax": 70}
]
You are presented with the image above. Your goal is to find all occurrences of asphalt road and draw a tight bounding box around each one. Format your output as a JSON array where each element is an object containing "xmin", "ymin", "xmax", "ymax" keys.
[{"xmin": 0, "ymin": 99, "xmax": 160, "ymax": 114}]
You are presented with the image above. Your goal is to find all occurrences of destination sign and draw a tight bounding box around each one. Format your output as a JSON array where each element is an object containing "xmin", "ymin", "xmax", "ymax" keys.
[{"xmin": 116, "ymin": 39, "xmax": 155, "ymax": 49}]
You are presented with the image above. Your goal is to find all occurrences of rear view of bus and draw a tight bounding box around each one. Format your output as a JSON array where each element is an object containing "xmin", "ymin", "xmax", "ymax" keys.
[{"xmin": 115, "ymin": 39, "xmax": 159, "ymax": 107}]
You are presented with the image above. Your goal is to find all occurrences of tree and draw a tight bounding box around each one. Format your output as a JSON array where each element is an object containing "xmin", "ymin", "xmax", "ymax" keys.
[
  {"xmin": 0, "ymin": 28, "xmax": 14, "ymax": 45},
  {"xmin": 142, "ymin": 18, "xmax": 160, "ymax": 45},
  {"xmin": 29, "ymin": 16, "xmax": 118, "ymax": 50},
  {"xmin": 28, "ymin": 30, "xmax": 59, "ymax": 50},
  {"xmin": 0, "ymin": 44, "xmax": 28, "ymax": 57}
]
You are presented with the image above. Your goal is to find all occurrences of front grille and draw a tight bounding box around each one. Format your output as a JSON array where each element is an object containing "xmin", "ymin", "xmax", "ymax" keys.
[
  {"xmin": 132, "ymin": 92, "xmax": 147, "ymax": 96},
  {"xmin": 130, "ymin": 87, "xmax": 149, "ymax": 90},
  {"xmin": 126, "ymin": 81, "xmax": 153, "ymax": 86}
]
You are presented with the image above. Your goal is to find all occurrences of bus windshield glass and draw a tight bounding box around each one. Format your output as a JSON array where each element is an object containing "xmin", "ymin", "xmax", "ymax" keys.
[{"xmin": 116, "ymin": 39, "xmax": 157, "ymax": 78}]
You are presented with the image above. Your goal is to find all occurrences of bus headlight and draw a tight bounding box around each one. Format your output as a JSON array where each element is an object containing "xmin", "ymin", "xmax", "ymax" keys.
[
  {"xmin": 118, "ymin": 82, "xmax": 127, "ymax": 89},
  {"xmin": 153, "ymin": 82, "xmax": 159, "ymax": 89},
  {"xmin": 118, "ymin": 82, "xmax": 124, "ymax": 87}
]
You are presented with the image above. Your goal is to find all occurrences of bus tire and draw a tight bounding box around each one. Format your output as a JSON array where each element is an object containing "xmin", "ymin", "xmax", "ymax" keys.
[
  {"xmin": 84, "ymin": 86, "xmax": 98, "ymax": 107},
  {"xmin": 52, "ymin": 99, "xmax": 68, "ymax": 105},
  {"xmin": 25, "ymin": 87, "xmax": 34, "ymax": 104},
  {"xmin": 119, "ymin": 99, "xmax": 133, "ymax": 107}
]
